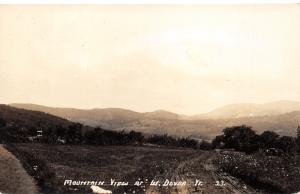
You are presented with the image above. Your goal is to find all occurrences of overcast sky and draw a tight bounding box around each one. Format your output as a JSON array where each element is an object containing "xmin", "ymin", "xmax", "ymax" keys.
[{"xmin": 0, "ymin": 5, "xmax": 300, "ymax": 114}]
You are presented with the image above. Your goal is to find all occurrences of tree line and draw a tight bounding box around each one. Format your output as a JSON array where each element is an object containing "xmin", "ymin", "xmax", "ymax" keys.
[
  {"xmin": 0, "ymin": 118, "xmax": 202, "ymax": 149},
  {"xmin": 1, "ymin": 116, "xmax": 300, "ymax": 154},
  {"xmin": 212, "ymin": 125, "xmax": 300, "ymax": 155}
]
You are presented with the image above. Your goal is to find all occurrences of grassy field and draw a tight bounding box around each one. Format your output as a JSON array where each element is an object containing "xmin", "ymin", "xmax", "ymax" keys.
[
  {"xmin": 6, "ymin": 143, "xmax": 299, "ymax": 194},
  {"xmin": 6, "ymin": 143, "xmax": 200, "ymax": 194},
  {"xmin": 213, "ymin": 151, "xmax": 300, "ymax": 193}
]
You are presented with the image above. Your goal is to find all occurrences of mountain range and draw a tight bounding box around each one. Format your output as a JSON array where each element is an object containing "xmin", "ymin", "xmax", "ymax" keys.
[
  {"xmin": 9, "ymin": 100, "xmax": 300, "ymax": 138},
  {"xmin": 193, "ymin": 100, "xmax": 300, "ymax": 119}
]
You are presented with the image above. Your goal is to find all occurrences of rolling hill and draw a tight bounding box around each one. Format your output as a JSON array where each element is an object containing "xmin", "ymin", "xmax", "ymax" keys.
[
  {"xmin": 0, "ymin": 104, "xmax": 74, "ymax": 131},
  {"xmin": 194, "ymin": 100, "xmax": 300, "ymax": 119},
  {"xmin": 10, "ymin": 102, "xmax": 300, "ymax": 138}
]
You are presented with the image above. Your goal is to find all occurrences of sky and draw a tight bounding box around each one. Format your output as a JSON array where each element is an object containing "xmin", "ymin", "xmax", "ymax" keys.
[{"xmin": 0, "ymin": 5, "xmax": 300, "ymax": 115}]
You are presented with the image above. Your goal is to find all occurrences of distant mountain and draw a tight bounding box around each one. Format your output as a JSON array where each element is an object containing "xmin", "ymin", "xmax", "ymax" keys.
[
  {"xmin": 143, "ymin": 110, "xmax": 181, "ymax": 120},
  {"xmin": 10, "ymin": 102, "xmax": 300, "ymax": 138},
  {"xmin": 193, "ymin": 100, "xmax": 300, "ymax": 119},
  {"xmin": 10, "ymin": 103, "xmax": 183, "ymax": 128},
  {"xmin": 12, "ymin": 101, "xmax": 300, "ymax": 123},
  {"xmin": 10, "ymin": 103, "xmax": 139, "ymax": 126}
]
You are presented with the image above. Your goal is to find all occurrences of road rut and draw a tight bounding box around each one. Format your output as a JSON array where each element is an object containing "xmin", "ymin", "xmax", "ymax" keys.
[{"xmin": 146, "ymin": 151, "xmax": 258, "ymax": 194}]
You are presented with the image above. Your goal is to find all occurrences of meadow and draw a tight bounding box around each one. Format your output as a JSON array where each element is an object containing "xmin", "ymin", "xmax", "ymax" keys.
[
  {"xmin": 6, "ymin": 143, "xmax": 300, "ymax": 194},
  {"xmin": 6, "ymin": 143, "xmax": 199, "ymax": 194}
]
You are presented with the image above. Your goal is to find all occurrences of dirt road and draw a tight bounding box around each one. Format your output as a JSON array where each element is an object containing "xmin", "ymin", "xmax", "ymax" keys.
[
  {"xmin": 146, "ymin": 151, "xmax": 258, "ymax": 194},
  {"xmin": 0, "ymin": 145, "xmax": 38, "ymax": 194}
]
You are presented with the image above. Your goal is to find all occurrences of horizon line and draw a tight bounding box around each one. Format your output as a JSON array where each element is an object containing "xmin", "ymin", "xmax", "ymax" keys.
[{"xmin": 6, "ymin": 99, "xmax": 300, "ymax": 116}]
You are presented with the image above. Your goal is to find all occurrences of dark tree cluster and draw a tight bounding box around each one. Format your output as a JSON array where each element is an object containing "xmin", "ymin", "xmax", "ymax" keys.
[
  {"xmin": 212, "ymin": 125, "xmax": 299, "ymax": 155},
  {"xmin": 0, "ymin": 120, "xmax": 145, "ymax": 146},
  {"xmin": 84, "ymin": 128, "xmax": 144, "ymax": 145},
  {"xmin": 146, "ymin": 134, "xmax": 199, "ymax": 149}
]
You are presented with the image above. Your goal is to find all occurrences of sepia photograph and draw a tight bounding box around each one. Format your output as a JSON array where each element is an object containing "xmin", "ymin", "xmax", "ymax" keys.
[{"xmin": 0, "ymin": 3, "xmax": 300, "ymax": 194}]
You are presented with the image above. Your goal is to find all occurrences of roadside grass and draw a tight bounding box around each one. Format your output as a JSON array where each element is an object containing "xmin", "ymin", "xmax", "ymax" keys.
[
  {"xmin": 0, "ymin": 145, "xmax": 39, "ymax": 194},
  {"xmin": 213, "ymin": 151, "xmax": 300, "ymax": 193},
  {"xmin": 5, "ymin": 144, "xmax": 57, "ymax": 193}
]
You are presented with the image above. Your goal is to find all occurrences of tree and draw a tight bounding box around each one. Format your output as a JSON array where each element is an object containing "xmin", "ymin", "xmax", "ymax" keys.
[
  {"xmin": 65, "ymin": 123, "xmax": 83, "ymax": 144},
  {"xmin": 127, "ymin": 131, "xmax": 144, "ymax": 144},
  {"xmin": 296, "ymin": 137, "xmax": 300, "ymax": 153},
  {"xmin": 212, "ymin": 135, "xmax": 224, "ymax": 148},
  {"xmin": 0, "ymin": 116, "xmax": 6, "ymax": 128},
  {"xmin": 199, "ymin": 140, "xmax": 212, "ymax": 150},
  {"xmin": 260, "ymin": 131, "xmax": 279, "ymax": 148},
  {"xmin": 275, "ymin": 136, "xmax": 297, "ymax": 154},
  {"xmin": 222, "ymin": 125, "xmax": 256, "ymax": 151}
]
